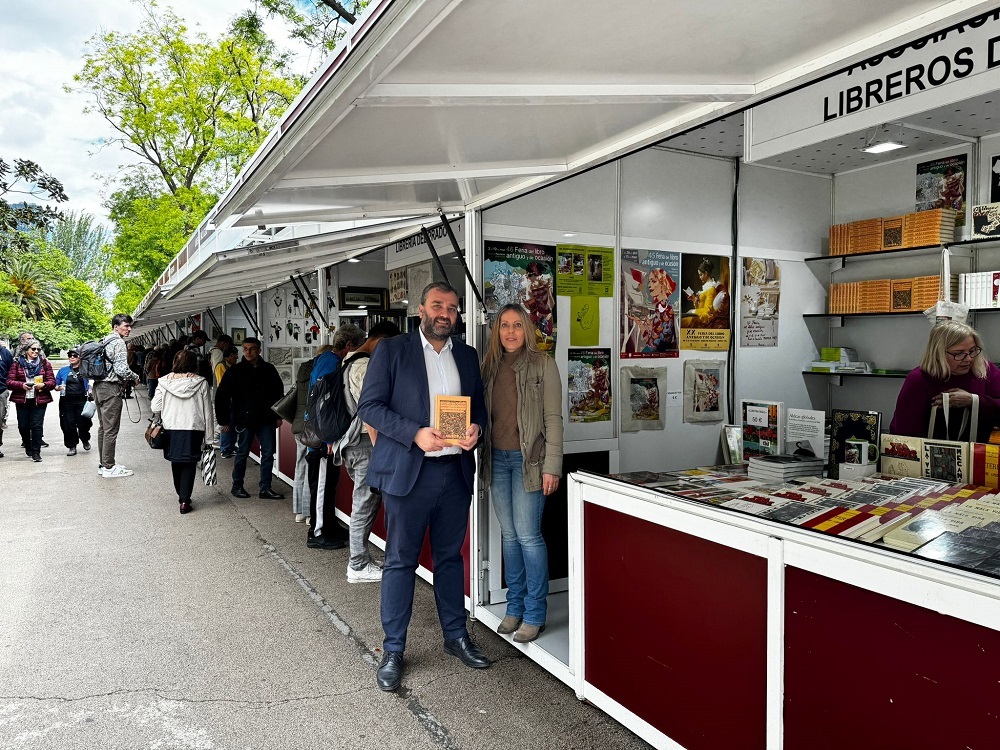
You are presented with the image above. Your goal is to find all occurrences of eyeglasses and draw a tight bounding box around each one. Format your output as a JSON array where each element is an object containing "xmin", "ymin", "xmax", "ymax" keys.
[{"xmin": 946, "ymin": 346, "xmax": 982, "ymax": 361}]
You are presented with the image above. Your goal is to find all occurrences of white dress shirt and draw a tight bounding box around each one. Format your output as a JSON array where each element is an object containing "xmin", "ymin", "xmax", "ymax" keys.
[{"xmin": 419, "ymin": 328, "xmax": 462, "ymax": 457}]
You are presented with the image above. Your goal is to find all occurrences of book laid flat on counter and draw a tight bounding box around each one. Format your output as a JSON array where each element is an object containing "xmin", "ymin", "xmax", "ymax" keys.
[
  {"xmin": 882, "ymin": 509, "xmax": 978, "ymax": 552},
  {"xmin": 740, "ymin": 399, "xmax": 784, "ymax": 461},
  {"xmin": 434, "ymin": 395, "xmax": 471, "ymax": 445},
  {"xmin": 828, "ymin": 409, "xmax": 881, "ymax": 480}
]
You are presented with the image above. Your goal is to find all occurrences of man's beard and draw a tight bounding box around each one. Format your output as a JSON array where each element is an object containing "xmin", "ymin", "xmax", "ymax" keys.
[{"xmin": 421, "ymin": 315, "xmax": 454, "ymax": 341}]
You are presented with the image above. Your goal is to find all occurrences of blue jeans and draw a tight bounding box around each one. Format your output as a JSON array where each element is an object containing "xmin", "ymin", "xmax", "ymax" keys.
[
  {"xmin": 219, "ymin": 427, "xmax": 233, "ymax": 454},
  {"xmin": 232, "ymin": 424, "xmax": 277, "ymax": 492},
  {"xmin": 490, "ymin": 449, "xmax": 548, "ymax": 626}
]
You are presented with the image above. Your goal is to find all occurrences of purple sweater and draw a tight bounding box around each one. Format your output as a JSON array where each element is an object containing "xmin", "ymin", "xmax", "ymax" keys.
[{"xmin": 888, "ymin": 362, "xmax": 1000, "ymax": 442}]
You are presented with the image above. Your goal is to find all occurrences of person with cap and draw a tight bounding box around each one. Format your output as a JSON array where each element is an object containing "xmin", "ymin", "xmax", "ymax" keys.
[{"xmin": 55, "ymin": 349, "xmax": 93, "ymax": 456}]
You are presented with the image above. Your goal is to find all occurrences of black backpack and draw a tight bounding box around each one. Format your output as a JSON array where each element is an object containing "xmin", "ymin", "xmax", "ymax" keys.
[
  {"xmin": 302, "ymin": 352, "xmax": 370, "ymax": 447},
  {"xmin": 76, "ymin": 335, "xmax": 113, "ymax": 380}
]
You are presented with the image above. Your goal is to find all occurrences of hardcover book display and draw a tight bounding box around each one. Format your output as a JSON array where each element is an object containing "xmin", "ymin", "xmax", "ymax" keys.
[
  {"xmin": 740, "ymin": 399, "xmax": 784, "ymax": 461},
  {"xmin": 880, "ymin": 435, "xmax": 923, "ymax": 478},
  {"xmin": 434, "ymin": 395, "xmax": 471, "ymax": 445}
]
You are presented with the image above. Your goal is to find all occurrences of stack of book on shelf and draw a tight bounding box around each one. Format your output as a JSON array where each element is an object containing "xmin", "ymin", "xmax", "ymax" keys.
[
  {"xmin": 829, "ymin": 208, "xmax": 956, "ymax": 255},
  {"xmin": 958, "ymin": 271, "xmax": 1000, "ymax": 308},
  {"xmin": 748, "ymin": 454, "xmax": 824, "ymax": 481}
]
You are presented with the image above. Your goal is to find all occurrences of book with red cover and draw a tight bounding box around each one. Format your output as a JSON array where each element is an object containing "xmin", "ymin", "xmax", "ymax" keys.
[{"xmin": 971, "ymin": 443, "xmax": 1000, "ymax": 489}]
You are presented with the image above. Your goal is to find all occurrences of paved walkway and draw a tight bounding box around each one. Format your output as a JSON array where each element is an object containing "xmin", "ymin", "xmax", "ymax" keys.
[{"xmin": 0, "ymin": 388, "xmax": 651, "ymax": 750}]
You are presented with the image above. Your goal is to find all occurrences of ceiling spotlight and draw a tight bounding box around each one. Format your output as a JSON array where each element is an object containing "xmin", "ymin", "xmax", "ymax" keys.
[
  {"xmin": 861, "ymin": 123, "xmax": 906, "ymax": 154},
  {"xmin": 347, "ymin": 258, "xmax": 361, "ymax": 263}
]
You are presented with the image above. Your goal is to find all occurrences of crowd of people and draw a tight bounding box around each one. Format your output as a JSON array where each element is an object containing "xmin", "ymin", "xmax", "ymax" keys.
[{"xmin": 0, "ymin": 281, "xmax": 567, "ymax": 693}]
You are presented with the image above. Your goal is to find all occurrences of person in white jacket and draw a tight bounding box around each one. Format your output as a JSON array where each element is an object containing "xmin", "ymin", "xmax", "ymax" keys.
[{"xmin": 151, "ymin": 350, "xmax": 215, "ymax": 514}]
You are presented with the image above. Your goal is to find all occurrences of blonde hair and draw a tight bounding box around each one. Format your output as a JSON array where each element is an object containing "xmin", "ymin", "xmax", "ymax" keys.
[
  {"xmin": 482, "ymin": 304, "xmax": 542, "ymax": 385},
  {"xmin": 920, "ymin": 321, "xmax": 986, "ymax": 380}
]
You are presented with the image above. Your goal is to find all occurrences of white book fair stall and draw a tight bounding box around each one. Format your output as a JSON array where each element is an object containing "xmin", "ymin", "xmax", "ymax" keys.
[{"xmin": 127, "ymin": 3, "xmax": 1000, "ymax": 748}]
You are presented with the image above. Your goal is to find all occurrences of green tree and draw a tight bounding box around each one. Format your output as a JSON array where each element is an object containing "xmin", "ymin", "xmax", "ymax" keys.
[
  {"xmin": 0, "ymin": 156, "xmax": 69, "ymax": 263},
  {"xmin": 28, "ymin": 318, "xmax": 77, "ymax": 355},
  {"xmin": 49, "ymin": 210, "xmax": 112, "ymax": 294},
  {"xmin": 5, "ymin": 255, "xmax": 63, "ymax": 320},
  {"xmin": 106, "ymin": 181, "xmax": 216, "ymax": 313},
  {"xmin": 56, "ymin": 277, "xmax": 109, "ymax": 342},
  {"xmin": 72, "ymin": 6, "xmax": 302, "ymax": 199},
  {"xmin": 258, "ymin": 0, "xmax": 368, "ymax": 61}
]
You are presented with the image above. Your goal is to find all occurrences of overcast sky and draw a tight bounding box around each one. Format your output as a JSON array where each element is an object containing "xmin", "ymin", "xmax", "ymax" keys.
[{"xmin": 0, "ymin": 1, "xmax": 311, "ymax": 226}]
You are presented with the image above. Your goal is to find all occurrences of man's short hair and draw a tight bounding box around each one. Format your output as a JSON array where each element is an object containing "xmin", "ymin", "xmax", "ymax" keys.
[
  {"xmin": 216, "ymin": 334, "xmax": 234, "ymax": 346},
  {"xmin": 191, "ymin": 330, "xmax": 208, "ymax": 342},
  {"xmin": 243, "ymin": 337, "xmax": 262, "ymax": 348},
  {"xmin": 368, "ymin": 321, "xmax": 401, "ymax": 340},
  {"xmin": 333, "ymin": 323, "xmax": 365, "ymax": 351},
  {"xmin": 420, "ymin": 281, "xmax": 459, "ymax": 305},
  {"xmin": 111, "ymin": 314, "xmax": 134, "ymax": 327},
  {"xmin": 222, "ymin": 345, "xmax": 238, "ymax": 358}
]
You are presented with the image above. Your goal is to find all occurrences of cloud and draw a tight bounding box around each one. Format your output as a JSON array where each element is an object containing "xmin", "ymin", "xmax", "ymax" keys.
[{"xmin": 0, "ymin": 1, "xmax": 307, "ymax": 226}]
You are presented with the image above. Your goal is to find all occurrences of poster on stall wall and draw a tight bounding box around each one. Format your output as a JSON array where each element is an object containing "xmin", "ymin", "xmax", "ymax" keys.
[
  {"xmin": 570, "ymin": 295, "xmax": 599, "ymax": 346},
  {"xmin": 567, "ymin": 348, "xmax": 611, "ymax": 423},
  {"xmin": 683, "ymin": 360, "xmax": 724, "ymax": 423},
  {"xmin": 916, "ymin": 154, "xmax": 967, "ymax": 226},
  {"xmin": 556, "ymin": 244, "xmax": 614, "ymax": 297},
  {"xmin": 389, "ymin": 268, "xmax": 407, "ymax": 304},
  {"xmin": 680, "ymin": 254, "xmax": 731, "ymax": 351},
  {"xmin": 740, "ymin": 257, "xmax": 780, "ymax": 348},
  {"xmin": 484, "ymin": 241, "xmax": 557, "ymax": 354},
  {"xmin": 992, "ymin": 155, "xmax": 1000, "ymax": 204},
  {"xmin": 620, "ymin": 248, "xmax": 680, "ymax": 359},
  {"xmin": 619, "ymin": 366, "xmax": 666, "ymax": 432},
  {"xmin": 406, "ymin": 262, "xmax": 434, "ymax": 316}
]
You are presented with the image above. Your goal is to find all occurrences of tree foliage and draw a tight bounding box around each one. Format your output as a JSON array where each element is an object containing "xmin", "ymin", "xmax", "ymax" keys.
[
  {"xmin": 105, "ymin": 180, "xmax": 216, "ymax": 313},
  {"xmin": 0, "ymin": 156, "xmax": 69, "ymax": 263},
  {"xmin": 5, "ymin": 255, "xmax": 63, "ymax": 321},
  {"xmin": 258, "ymin": 0, "xmax": 368, "ymax": 62},
  {"xmin": 72, "ymin": 6, "xmax": 303, "ymax": 199},
  {"xmin": 48, "ymin": 210, "xmax": 112, "ymax": 294}
]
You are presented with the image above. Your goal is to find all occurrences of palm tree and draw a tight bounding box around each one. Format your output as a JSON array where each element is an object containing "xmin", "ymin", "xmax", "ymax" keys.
[{"xmin": 5, "ymin": 255, "xmax": 62, "ymax": 320}]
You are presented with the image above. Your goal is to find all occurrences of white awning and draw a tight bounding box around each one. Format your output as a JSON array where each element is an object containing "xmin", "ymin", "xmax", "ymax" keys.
[{"xmin": 210, "ymin": 0, "xmax": 992, "ymax": 228}]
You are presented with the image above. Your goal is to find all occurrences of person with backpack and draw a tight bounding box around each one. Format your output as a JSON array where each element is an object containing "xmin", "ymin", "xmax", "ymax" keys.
[
  {"xmin": 145, "ymin": 344, "xmax": 166, "ymax": 399},
  {"xmin": 289, "ymin": 352, "xmax": 316, "ymax": 523},
  {"xmin": 185, "ymin": 330, "xmax": 214, "ymax": 384},
  {"xmin": 304, "ymin": 324, "xmax": 364, "ymax": 549},
  {"xmin": 55, "ymin": 349, "xmax": 93, "ymax": 456},
  {"xmin": 215, "ymin": 337, "xmax": 285, "ymax": 499},
  {"xmin": 330, "ymin": 321, "xmax": 401, "ymax": 582},
  {"xmin": 5, "ymin": 338, "xmax": 56, "ymax": 462},
  {"xmin": 92, "ymin": 314, "xmax": 142, "ymax": 478}
]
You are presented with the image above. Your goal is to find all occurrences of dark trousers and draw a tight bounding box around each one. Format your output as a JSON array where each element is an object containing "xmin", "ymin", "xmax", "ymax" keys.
[
  {"xmin": 306, "ymin": 449, "xmax": 344, "ymax": 539},
  {"xmin": 381, "ymin": 458, "xmax": 471, "ymax": 652},
  {"xmin": 232, "ymin": 423, "xmax": 276, "ymax": 492},
  {"xmin": 171, "ymin": 462, "xmax": 198, "ymax": 502},
  {"xmin": 16, "ymin": 400, "xmax": 47, "ymax": 455},
  {"xmin": 59, "ymin": 398, "xmax": 92, "ymax": 449}
]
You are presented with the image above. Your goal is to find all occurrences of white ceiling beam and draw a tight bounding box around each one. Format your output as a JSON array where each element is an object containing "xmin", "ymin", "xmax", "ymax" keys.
[
  {"xmin": 276, "ymin": 163, "xmax": 566, "ymax": 189},
  {"xmin": 357, "ymin": 83, "xmax": 756, "ymax": 106},
  {"xmin": 232, "ymin": 203, "xmax": 463, "ymax": 226}
]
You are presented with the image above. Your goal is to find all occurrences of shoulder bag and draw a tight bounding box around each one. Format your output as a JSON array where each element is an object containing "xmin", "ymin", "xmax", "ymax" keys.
[{"xmin": 145, "ymin": 416, "xmax": 165, "ymax": 449}]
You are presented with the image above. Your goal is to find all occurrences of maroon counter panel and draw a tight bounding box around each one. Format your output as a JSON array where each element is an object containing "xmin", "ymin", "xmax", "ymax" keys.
[
  {"xmin": 334, "ymin": 466, "xmax": 472, "ymax": 596},
  {"xmin": 277, "ymin": 420, "xmax": 296, "ymax": 478},
  {"xmin": 784, "ymin": 567, "xmax": 1000, "ymax": 749},
  {"xmin": 584, "ymin": 503, "xmax": 768, "ymax": 750}
]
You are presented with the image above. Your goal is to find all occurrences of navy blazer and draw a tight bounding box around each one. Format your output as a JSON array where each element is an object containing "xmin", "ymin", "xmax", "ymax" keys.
[{"xmin": 358, "ymin": 330, "xmax": 487, "ymax": 497}]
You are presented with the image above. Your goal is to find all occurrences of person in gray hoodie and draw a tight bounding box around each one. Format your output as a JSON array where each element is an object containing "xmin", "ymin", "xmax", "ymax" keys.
[{"xmin": 151, "ymin": 350, "xmax": 215, "ymax": 515}]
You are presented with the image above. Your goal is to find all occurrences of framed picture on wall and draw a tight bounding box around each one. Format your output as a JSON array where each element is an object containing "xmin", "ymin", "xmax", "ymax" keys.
[
  {"xmin": 340, "ymin": 287, "xmax": 388, "ymax": 310},
  {"xmin": 231, "ymin": 327, "xmax": 246, "ymax": 347}
]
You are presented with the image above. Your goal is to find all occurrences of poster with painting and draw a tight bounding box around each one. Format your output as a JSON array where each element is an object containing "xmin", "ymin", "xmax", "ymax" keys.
[
  {"xmin": 740, "ymin": 257, "xmax": 780, "ymax": 348},
  {"xmin": 567, "ymin": 348, "xmax": 611, "ymax": 423},
  {"xmin": 231, "ymin": 328, "xmax": 246, "ymax": 347},
  {"xmin": 916, "ymin": 154, "xmax": 967, "ymax": 226},
  {"xmin": 620, "ymin": 248, "xmax": 680, "ymax": 359},
  {"xmin": 389, "ymin": 268, "xmax": 407, "ymax": 303},
  {"xmin": 620, "ymin": 366, "xmax": 665, "ymax": 432},
  {"xmin": 484, "ymin": 241, "xmax": 557, "ymax": 353},
  {"xmin": 680, "ymin": 254, "xmax": 731, "ymax": 351},
  {"xmin": 683, "ymin": 359, "xmax": 724, "ymax": 423}
]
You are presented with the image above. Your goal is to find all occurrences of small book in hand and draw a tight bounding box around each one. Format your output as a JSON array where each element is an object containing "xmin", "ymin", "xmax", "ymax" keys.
[{"xmin": 435, "ymin": 395, "xmax": 471, "ymax": 445}]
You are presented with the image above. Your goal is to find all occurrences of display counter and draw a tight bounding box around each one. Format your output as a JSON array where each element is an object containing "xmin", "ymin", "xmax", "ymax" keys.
[{"xmin": 567, "ymin": 470, "xmax": 1000, "ymax": 750}]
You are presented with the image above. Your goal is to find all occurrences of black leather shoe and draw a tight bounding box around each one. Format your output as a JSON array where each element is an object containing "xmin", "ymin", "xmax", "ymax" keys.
[
  {"xmin": 231, "ymin": 486, "xmax": 251, "ymax": 498},
  {"xmin": 376, "ymin": 651, "xmax": 404, "ymax": 692},
  {"xmin": 443, "ymin": 636, "xmax": 491, "ymax": 669},
  {"xmin": 258, "ymin": 489, "xmax": 285, "ymax": 499},
  {"xmin": 40, "ymin": 441, "xmax": 49, "ymax": 448},
  {"xmin": 306, "ymin": 534, "xmax": 345, "ymax": 550}
]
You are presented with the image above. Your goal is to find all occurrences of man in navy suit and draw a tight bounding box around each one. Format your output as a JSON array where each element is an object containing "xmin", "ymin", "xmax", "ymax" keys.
[{"xmin": 358, "ymin": 282, "xmax": 490, "ymax": 692}]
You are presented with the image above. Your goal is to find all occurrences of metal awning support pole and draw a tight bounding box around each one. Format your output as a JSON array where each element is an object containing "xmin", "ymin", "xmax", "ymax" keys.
[
  {"xmin": 204, "ymin": 308, "xmax": 222, "ymax": 335},
  {"xmin": 421, "ymin": 227, "xmax": 451, "ymax": 284},
  {"xmin": 290, "ymin": 274, "xmax": 326, "ymax": 329},
  {"xmin": 235, "ymin": 296, "xmax": 262, "ymax": 337},
  {"xmin": 438, "ymin": 210, "xmax": 486, "ymax": 314}
]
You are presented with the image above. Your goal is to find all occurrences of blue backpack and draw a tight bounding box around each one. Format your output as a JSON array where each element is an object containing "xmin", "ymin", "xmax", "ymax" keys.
[{"xmin": 302, "ymin": 352, "xmax": 369, "ymax": 447}]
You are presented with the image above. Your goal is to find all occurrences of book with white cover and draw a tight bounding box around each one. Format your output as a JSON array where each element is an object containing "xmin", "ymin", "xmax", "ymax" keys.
[{"xmin": 785, "ymin": 408, "xmax": 827, "ymax": 465}]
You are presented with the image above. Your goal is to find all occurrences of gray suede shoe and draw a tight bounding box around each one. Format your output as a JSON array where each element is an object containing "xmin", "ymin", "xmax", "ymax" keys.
[
  {"xmin": 497, "ymin": 615, "xmax": 522, "ymax": 635},
  {"xmin": 513, "ymin": 623, "xmax": 545, "ymax": 643}
]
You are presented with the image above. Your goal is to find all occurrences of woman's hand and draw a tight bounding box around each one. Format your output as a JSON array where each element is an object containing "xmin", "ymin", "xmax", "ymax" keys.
[
  {"xmin": 932, "ymin": 388, "xmax": 975, "ymax": 409},
  {"xmin": 542, "ymin": 473, "xmax": 560, "ymax": 495}
]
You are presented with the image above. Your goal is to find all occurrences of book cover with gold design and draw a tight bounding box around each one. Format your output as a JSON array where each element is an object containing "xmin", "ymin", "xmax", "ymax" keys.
[{"xmin": 435, "ymin": 395, "xmax": 471, "ymax": 445}]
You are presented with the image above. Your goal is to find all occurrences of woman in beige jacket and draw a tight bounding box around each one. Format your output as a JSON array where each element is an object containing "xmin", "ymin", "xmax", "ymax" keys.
[
  {"xmin": 481, "ymin": 304, "xmax": 564, "ymax": 643},
  {"xmin": 152, "ymin": 350, "xmax": 215, "ymax": 514}
]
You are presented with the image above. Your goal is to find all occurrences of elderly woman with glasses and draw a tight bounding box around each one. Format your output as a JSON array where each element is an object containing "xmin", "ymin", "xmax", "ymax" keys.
[
  {"xmin": 889, "ymin": 321, "xmax": 1000, "ymax": 443},
  {"xmin": 5, "ymin": 339, "xmax": 56, "ymax": 462}
]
